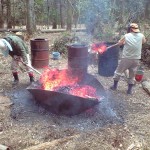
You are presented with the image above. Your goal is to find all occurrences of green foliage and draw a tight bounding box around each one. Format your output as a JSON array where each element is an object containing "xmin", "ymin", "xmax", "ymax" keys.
[
  {"xmin": 77, "ymin": 0, "xmax": 115, "ymax": 41},
  {"xmin": 94, "ymin": 22, "xmax": 120, "ymax": 42},
  {"xmin": 12, "ymin": 1, "xmax": 26, "ymax": 25},
  {"xmin": 35, "ymin": 0, "xmax": 43, "ymax": 5},
  {"xmin": 7, "ymin": 0, "xmax": 149, "ymax": 38},
  {"xmin": 34, "ymin": 0, "xmax": 46, "ymax": 24},
  {"xmin": 51, "ymin": 33, "xmax": 72, "ymax": 55},
  {"xmin": 76, "ymin": 0, "xmax": 148, "ymax": 41},
  {"xmin": 96, "ymin": 30, "xmax": 114, "ymax": 42}
]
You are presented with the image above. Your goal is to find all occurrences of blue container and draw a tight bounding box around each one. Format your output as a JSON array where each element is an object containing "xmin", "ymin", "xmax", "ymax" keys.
[{"xmin": 52, "ymin": 52, "xmax": 60, "ymax": 60}]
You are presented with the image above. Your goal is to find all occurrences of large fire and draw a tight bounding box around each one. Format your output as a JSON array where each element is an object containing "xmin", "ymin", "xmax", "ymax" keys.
[
  {"xmin": 91, "ymin": 42, "xmax": 107, "ymax": 54},
  {"xmin": 39, "ymin": 68, "xmax": 98, "ymax": 99},
  {"xmin": 39, "ymin": 68, "xmax": 79, "ymax": 90}
]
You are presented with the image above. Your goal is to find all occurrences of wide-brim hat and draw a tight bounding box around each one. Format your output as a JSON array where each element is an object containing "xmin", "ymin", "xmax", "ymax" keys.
[
  {"xmin": 130, "ymin": 23, "xmax": 140, "ymax": 32},
  {"xmin": 0, "ymin": 39, "xmax": 12, "ymax": 57}
]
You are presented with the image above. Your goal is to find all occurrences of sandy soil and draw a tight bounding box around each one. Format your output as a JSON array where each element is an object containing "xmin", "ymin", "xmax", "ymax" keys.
[{"xmin": 0, "ymin": 32, "xmax": 150, "ymax": 150}]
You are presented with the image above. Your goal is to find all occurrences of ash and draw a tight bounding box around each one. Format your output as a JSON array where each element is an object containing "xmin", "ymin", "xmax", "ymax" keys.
[{"xmin": 10, "ymin": 87, "xmax": 125, "ymax": 132}]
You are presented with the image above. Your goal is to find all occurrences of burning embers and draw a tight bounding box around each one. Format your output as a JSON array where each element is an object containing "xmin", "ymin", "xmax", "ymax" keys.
[
  {"xmin": 27, "ymin": 67, "xmax": 106, "ymax": 115},
  {"xmin": 27, "ymin": 43, "xmax": 106, "ymax": 115},
  {"xmin": 39, "ymin": 68, "xmax": 98, "ymax": 99},
  {"xmin": 91, "ymin": 42, "xmax": 107, "ymax": 54}
]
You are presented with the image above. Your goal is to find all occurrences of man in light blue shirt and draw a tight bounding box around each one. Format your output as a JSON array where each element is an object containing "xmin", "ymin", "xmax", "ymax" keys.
[{"xmin": 110, "ymin": 23, "xmax": 146, "ymax": 94}]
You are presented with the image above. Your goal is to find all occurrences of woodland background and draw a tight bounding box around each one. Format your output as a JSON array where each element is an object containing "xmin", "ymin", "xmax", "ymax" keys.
[
  {"xmin": 0, "ymin": 0, "xmax": 150, "ymax": 39},
  {"xmin": 0, "ymin": 1, "xmax": 150, "ymax": 150}
]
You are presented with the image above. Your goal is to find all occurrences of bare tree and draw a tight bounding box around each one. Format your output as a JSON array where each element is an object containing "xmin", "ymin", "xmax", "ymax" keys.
[
  {"xmin": 59, "ymin": 0, "xmax": 65, "ymax": 28},
  {"xmin": 52, "ymin": 0, "xmax": 58, "ymax": 29},
  {"xmin": 0, "ymin": 0, "xmax": 4, "ymax": 28},
  {"xmin": 66, "ymin": 0, "xmax": 73, "ymax": 31},
  {"xmin": 26, "ymin": 0, "xmax": 36, "ymax": 35},
  {"xmin": 6, "ymin": 0, "xmax": 12, "ymax": 28},
  {"xmin": 144, "ymin": 0, "xmax": 150, "ymax": 19}
]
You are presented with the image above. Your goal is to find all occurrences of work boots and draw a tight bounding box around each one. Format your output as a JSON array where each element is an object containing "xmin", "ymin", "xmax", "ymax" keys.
[
  {"xmin": 28, "ymin": 73, "xmax": 35, "ymax": 83},
  {"xmin": 110, "ymin": 80, "xmax": 118, "ymax": 91},
  {"xmin": 12, "ymin": 72, "xmax": 19, "ymax": 85},
  {"xmin": 110, "ymin": 81, "xmax": 134, "ymax": 94},
  {"xmin": 12, "ymin": 72, "xmax": 35, "ymax": 85},
  {"xmin": 127, "ymin": 84, "xmax": 134, "ymax": 94}
]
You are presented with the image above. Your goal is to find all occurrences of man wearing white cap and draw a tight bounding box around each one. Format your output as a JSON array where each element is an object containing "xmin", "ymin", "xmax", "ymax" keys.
[
  {"xmin": 110, "ymin": 23, "xmax": 146, "ymax": 94},
  {"xmin": 0, "ymin": 35, "xmax": 35, "ymax": 85}
]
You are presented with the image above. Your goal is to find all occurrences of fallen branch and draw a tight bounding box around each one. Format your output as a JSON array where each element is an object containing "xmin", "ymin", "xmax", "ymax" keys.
[
  {"xmin": 0, "ymin": 28, "xmax": 86, "ymax": 33},
  {"xmin": 142, "ymin": 80, "xmax": 150, "ymax": 95},
  {"xmin": 24, "ymin": 135, "xmax": 79, "ymax": 150},
  {"xmin": 41, "ymin": 28, "xmax": 86, "ymax": 33},
  {"xmin": 0, "ymin": 28, "xmax": 26, "ymax": 33}
]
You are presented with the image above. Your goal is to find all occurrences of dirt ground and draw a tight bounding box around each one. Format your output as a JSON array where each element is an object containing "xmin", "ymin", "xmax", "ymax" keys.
[{"xmin": 0, "ymin": 32, "xmax": 150, "ymax": 150}]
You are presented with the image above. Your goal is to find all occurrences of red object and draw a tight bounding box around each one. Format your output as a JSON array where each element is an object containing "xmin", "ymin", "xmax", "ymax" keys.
[
  {"xmin": 91, "ymin": 43, "xmax": 107, "ymax": 54},
  {"xmin": 27, "ymin": 73, "xmax": 106, "ymax": 116},
  {"xmin": 135, "ymin": 68, "xmax": 144, "ymax": 82},
  {"xmin": 39, "ymin": 68, "xmax": 98, "ymax": 99},
  {"xmin": 135, "ymin": 74, "xmax": 143, "ymax": 82}
]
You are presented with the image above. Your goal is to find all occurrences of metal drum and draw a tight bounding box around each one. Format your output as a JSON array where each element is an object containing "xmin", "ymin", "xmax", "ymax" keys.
[
  {"xmin": 67, "ymin": 44, "xmax": 89, "ymax": 77},
  {"xmin": 30, "ymin": 38, "xmax": 49, "ymax": 68},
  {"xmin": 98, "ymin": 42, "xmax": 119, "ymax": 77}
]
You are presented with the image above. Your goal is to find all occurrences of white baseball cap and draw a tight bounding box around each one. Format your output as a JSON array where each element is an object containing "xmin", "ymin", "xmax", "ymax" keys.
[{"xmin": 0, "ymin": 39, "xmax": 13, "ymax": 57}]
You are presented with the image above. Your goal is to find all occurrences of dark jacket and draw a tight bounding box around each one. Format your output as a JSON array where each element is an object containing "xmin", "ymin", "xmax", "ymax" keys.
[{"xmin": 4, "ymin": 35, "xmax": 29, "ymax": 62}]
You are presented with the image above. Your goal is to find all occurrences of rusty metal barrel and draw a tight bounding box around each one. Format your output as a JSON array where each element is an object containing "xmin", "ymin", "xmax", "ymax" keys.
[
  {"xmin": 67, "ymin": 44, "xmax": 89, "ymax": 77},
  {"xmin": 30, "ymin": 38, "xmax": 49, "ymax": 68}
]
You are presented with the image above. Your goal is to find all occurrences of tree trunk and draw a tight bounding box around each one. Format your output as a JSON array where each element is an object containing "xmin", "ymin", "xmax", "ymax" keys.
[
  {"xmin": 52, "ymin": 0, "xmax": 58, "ymax": 29},
  {"xmin": 66, "ymin": 0, "xmax": 72, "ymax": 31},
  {"xmin": 119, "ymin": 0, "xmax": 125, "ymax": 24},
  {"xmin": 0, "ymin": 0, "xmax": 4, "ymax": 28},
  {"xmin": 26, "ymin": 0, "xmax": 36, "ymax": 35},
  {"xmin": 73, "ymin": 3, "xmax": 79, "ymax": 28},
  {"xmin": 6, "ymin": 0, "xmax": 12, "ymax": 28},
  {"xmin": 12, "ymin": 0, "xmax": 15, "ymax": 28},
  {"xmin": 144, "ymin": 0, "xmax": 150, "ymax": 19},
  {"xmin": 110, "ymin": 0, "xmax": 116, "ymax": 17},
  {"xmin": 59, "ymin": 0, "xmax": 65, "ymax": 28}
]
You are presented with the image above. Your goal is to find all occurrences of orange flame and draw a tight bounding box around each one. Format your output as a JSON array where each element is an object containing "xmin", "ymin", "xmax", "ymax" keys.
[
  {"xmin": 70, "ymin": 85, "xmax": 97, "ymax": 98},
  {"xmin": 91, "ymin": 43, "xmax": 107, "ymax": 54},
  {"xmin": 39, "ymin": 68, "xmax": 98, "ymax": 99},
  {"xmin": 39, "ymin": 68, "xmax": 80, "ymax": 91}
]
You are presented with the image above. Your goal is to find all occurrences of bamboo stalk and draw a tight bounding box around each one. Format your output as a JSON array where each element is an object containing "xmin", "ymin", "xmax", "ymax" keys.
[
  {"xmin": 106, "ymin": 43, "xmax": 119, "ymax": 50},
  {"xmin": 20, "ymin": 60, "xmax": 41, "ymax": 75}
]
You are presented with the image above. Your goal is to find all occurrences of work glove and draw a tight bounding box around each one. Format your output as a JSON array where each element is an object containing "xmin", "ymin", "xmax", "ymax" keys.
[
  {"xmin": 26, "ymin": 54, "xmax": 31, "ymax": 67},
  {"xmin": 13, "ymin": 55, "xmax": 21, "ymax": 61}
]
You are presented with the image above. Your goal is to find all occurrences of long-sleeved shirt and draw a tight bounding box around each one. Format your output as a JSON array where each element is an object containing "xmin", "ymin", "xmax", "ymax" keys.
[{"xmin": 4, "ymin": 35, "xmax": 29, "ymax": 62}]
